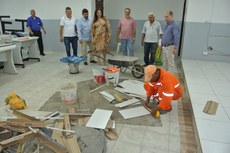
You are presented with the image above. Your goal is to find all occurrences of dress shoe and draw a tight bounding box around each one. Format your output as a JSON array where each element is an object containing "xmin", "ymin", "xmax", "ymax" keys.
[
  {"xmin": 84, "ymin": 62, "xmax": 88, "ymax": 65},
  {"xmin": 90, "ymin": 60, "xmax": 97, "ymax": 63}
]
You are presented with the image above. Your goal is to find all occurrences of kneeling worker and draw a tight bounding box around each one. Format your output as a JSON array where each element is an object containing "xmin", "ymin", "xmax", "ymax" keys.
[{"xmin": 144, "ymin": 65, "xmax": 182, "ymax": 116}]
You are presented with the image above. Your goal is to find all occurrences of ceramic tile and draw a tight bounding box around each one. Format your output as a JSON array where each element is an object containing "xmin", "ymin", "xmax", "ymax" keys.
[
  {"xmin": 189, "ymin": 92, "xmax": 219, "ymax": 105},
  {"xmin": 111, "ymin": 140, "xmax": 141, "ymax": 153},
  {"xmin": 201, "ymin": 139, "xmax": 230, "ymax": 153},
  {"xmin": 218, "ymin": 96, "xmax": 230, "ymax": 108},
  {"xmin": 140, "ymin": 146, "xmax": 168, "ymax": 153},
  {"xmin": 119, "ymin": 126, "xmax": 145, "ymax": 145},
  {"xmin": 208, "ymin": 79, "xmax": 230, "ymax": 88},
  {"xmin": 212, "ymin": 86, "xmax": 230, "ymax": 97},
  {"xmin": 196, "ymin": 119, "xmax": 230, "ymax": 143},
  {"xmin": 192, "ymin": 103, "xmax": 230, "ymax": 123},
  {"xmin": 169, "ymin": 122, "xmax": 180, "ymax": 136},
  {"xmin": 169, "ymin": 135, "xmax": 180, "ymax": 152},
  {"xmin": 223, "ymin": 107, "xmax": 230, "ymax": 120},
  {"xmin": 143, "ymin": 131, "xmax": 169, "ymax": 150},
  {"xmin": 187, "ymin": 84, "xmax": 214, "ymax": 95}
]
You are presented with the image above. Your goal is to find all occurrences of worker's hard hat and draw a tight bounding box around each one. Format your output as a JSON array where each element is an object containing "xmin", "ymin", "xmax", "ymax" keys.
[{"xmin": 144, "ymin": 65, "xmax": 157, "ymax": 82}]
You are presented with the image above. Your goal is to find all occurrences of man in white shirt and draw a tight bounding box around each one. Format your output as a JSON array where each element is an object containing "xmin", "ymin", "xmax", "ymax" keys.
[
  {"xmin": 141, "ymin": 12, "xmax": 163, "ymax": 66},
  {"xmin": 60, "ymin": 7, "xmax": 78, "ymax": 56}
]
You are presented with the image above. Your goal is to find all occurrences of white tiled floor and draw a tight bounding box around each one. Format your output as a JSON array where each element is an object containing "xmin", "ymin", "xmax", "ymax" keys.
[
  {"xmin": 0, "ymin": 51, "xmax": 180, "ymax": 153},
  {"xmin": 182, "ymin": 59, "xmax": 230, "ymax": 153}
]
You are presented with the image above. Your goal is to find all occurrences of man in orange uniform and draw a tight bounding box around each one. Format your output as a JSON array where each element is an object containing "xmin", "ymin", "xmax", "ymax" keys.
[{"xmin": 144, "ymin": 65, "xmax": 182, "ymax": 116}]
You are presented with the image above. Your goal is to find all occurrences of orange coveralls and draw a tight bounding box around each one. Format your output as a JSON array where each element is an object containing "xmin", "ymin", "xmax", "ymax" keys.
[{"xmin": 144, "ymin": 68, "xmax": 182, "ymax": 111}]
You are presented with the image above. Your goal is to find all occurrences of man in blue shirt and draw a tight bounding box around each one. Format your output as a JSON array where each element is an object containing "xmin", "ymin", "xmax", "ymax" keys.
[
  {"xmin": 161, "ymin": 11, "xmax": 180, "ymax": 73},
  {"xmin": 27, "ymin": 9, "xmax": 46, "ymax": 56},
  {"xmin": 77, "ymin": 8, "xmax": 96, "ymax": 65}
]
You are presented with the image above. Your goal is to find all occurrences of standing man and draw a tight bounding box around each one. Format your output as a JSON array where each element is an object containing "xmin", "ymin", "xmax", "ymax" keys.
[
  {"xmin": 161, "ymin": 11, "xmax": 180, "ymax": 73},
  {"xmin": 141, "ymin": 12, "xmax": 163, "ymax": 66},
  {"xmin": 77, "ymin": 8, "xmax": 96, "ymax": 65},
  {"xmin": 27, "ymin": 9, "xmax": 46, "ymax": 56},
  {"xmin": 60, "ymin": 7, "xmax": 78, "ymax": 57},
  {"xmin": 117, "ymin": 8, "xmax": 136, "ymax": 56}
]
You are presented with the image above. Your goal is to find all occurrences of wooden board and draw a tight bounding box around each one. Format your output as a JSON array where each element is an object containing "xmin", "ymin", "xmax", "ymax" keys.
[
  {"xmin": 36, "ymin": 130, "xmax": 67, "ymax": 153},
  {"xmin": 6, "ymin": 119, "xmax": 45, "ymax": 128},
  {"xmin": 51, "ymin": 121, "xmax": 64, "ymax": 146},
  {"xmin": 203, "ymin": 101, "xmax": 219, "ymax": 115},
  {"xmin": 0, "ymin": 131, "xmax": 34, "ymax": 151}
]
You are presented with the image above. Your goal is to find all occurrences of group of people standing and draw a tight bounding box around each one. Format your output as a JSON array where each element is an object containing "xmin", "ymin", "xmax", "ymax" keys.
[
  {"xmin": 26, "ymin": 7, "xmax": 180, "ymax": 72},
  {"xmin": 60, "ymin": 7, "xmax": 112, "ymax": 65}
]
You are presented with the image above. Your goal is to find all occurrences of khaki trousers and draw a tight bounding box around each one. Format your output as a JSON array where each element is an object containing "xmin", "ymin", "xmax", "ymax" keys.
[
  {"xmin": 162, "ymin": 45, "xmax": 177, "ymax": 73},
  {"xmin": 81, "ymin": 41, "xmax": 94, "ymax": 61}
]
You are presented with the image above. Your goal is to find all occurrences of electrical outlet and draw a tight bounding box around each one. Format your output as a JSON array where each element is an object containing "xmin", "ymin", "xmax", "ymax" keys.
[
  {"xmin": 203, "ymin": 52, "xmax": 208, "ymax": 56},
  {"xmin": 208, "ymin": 46, "xmax": 213, "ymax": 50}
]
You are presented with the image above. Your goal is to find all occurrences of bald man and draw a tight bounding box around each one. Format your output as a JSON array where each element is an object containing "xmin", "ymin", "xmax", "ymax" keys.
[
  {"xmin": 161, "ymin": 11, "xmax": 180, "ymax": 73},
  {"xmin": 27, "ymin": 9, "xmax": 46, "ymax": 56},
  {"xmin": 141, "ymin": 12, "xmax": 163, "ymax": 66}
]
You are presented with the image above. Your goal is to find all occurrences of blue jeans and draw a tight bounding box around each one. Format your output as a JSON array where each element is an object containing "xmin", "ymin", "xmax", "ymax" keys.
[
  {"xmin": 144, "ymin": 42, "xmax": 158, "ymax": 65},
  {"xmin": 120, "ymin": 38, "xmax": 134, "ymax": 56},
  {"xmin": 64, "ymin": 36, "xmax": 78, "ymax": 56}
]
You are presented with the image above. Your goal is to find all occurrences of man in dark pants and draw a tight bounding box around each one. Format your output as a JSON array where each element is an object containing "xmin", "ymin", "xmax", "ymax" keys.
[
  {"xmin": 141, "ymin": 12, "xmax": 163, "ymax": 66},
  {"xmin": 59, "ymin": 7, "xmax": 78, "ymax": 57},
  {"xmin": 27, "ymin": 9, "xmax": 46, "ymax": 56}
]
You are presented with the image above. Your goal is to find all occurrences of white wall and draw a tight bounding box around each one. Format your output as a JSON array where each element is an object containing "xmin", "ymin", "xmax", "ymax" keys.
[
  {"xmin": 0, "ymin": 0, "xmax": 92, "ymax": 19},
  {"xmin": 104, "ymin": 0, "xmax": 184, "ymax": 20},
  {"xmin": 185, "ymin": 0, "xmax": 230, "ymax": 23}
]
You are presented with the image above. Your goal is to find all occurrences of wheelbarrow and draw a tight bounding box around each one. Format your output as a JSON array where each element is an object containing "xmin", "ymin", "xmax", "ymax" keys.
[{"xmin": 88, "ymin": 50, "xmax": 144, "ymax": 79}]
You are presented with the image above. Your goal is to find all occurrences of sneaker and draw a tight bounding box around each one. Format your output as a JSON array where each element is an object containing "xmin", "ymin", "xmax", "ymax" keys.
[
  {"xmin": 84, "ymin": 62, "xmax": 88, "ymax": 65},
  {"xmin": 90, "ymin": 60, "xmax": 97, "ymax": 63},
  {"xmin": 40, "ymin": 53, "xmax": 45, "ymax": 56}
]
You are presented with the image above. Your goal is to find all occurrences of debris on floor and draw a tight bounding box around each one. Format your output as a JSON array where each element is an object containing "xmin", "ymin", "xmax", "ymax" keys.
[
  {"xmin": 0, "ymin": 106, "xmax": 118, "ymax": 153},
  {"xmin": 203, "ymin": 100, "xmax": 219, "ymax": 115}
]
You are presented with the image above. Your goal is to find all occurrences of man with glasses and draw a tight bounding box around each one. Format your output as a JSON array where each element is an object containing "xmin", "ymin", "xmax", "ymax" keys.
[
  {"xmin": 117, "ymin": 8, "xmax": 136, "ymax": 56},
  {"xmin": 161, "ymin": 11, "xmax": 180, "ymax": 73},
  {"xmin": 60, "ymin": 7, "xmax": 78, "ymax": 57}
]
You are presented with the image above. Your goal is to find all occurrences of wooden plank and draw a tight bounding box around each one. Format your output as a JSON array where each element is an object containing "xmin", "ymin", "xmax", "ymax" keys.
[
  {"xmin": 0, "ymin": 131, "xmax": 34, "ymax": 151},
  {"xmin": 0, "ymin": 124, "xmax": 28, "ymax": 133},
  {"xmin": 6, "ymin": 119, "xmax": 45, "ymax": 128},
  {"xmin": 51, "ymin": 121, "xmax": 64, "ymax": 146},
  {"xmin": 63, "ymin": 113, "xmax": 81, "ymax": 153},
  {"xmin": 77, "ymin": 117, "xmax": 90, "ymax": 126},
  {"xmin": 13, "ymin": 110, "xmax": 39, "ymax": 121},
  {"xmin": 36, "ymin": 130, "xmax": 67, "ymax": 153},
  {"xmin": 64, "ymin": 114, "xmax": 71, "ymax": 136},
  {"xmin": 0, "ymin": 129, "xmax": 12, "ymax": 141},
  {"xmin": 208, "ymin": 101, "xmax": 218, "ymax": 115},
  {"xmin": 203, "ymin": 101, "xmax": 211, "ymax": 113},
  {"xmin": 104, "ymin": 129, "xmax": 118, "ymax": 140},
  {"xmin": 68, "ymin": 107, "xmax": 76, "ymax": 113},
  {"xmin": 62, "ymin": 135, "xmax": 81, "ymax": 153}
]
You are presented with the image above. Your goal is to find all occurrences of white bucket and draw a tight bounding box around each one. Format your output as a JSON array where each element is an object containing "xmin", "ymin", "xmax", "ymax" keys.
[
  {"xmin": 104, "ymin": 67, "xmax": 120, "ymax": 86},
  {"xmin": 92, "ymin": 66, "xmax": 106, "ymax": 83},
  {"xmin": 60, "ymin": 83, "xmax": 77, "ymax": 104}
]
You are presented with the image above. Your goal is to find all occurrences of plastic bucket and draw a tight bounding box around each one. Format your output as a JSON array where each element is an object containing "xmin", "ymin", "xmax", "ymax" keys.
[
  {"xmin": 60, "ymin": 83, "xmax": 77, "ymax": 104},
  {"xmin": 104, "ymin": 67, "xmax": 120, "ymax": 86},
  {"xmin": 92, "ymin": 66, "xmax": 106, "ymax": 83},
  {"xmin": 69, "ymin": 63, "xmax": 79, "ymax": 74}
]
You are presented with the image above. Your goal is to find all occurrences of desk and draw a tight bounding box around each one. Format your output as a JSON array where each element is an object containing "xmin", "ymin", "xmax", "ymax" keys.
[
  {"xmin": 0, "ymin": 45, "xmax": 17, "ymax": 74},
  {"xmin": 12, "ymin": 37, "xmax": 40, "ymax": 68}
]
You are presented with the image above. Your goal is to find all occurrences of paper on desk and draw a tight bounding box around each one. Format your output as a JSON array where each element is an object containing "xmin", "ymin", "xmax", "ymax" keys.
[
  {"xmin": 86, "ymin": 109, "xmax": 113, "ymax": 129},
  {"xmin": 114, "ymin": 98, "xmax": 139, "ymax": 108},
  {"xmin": 119, "ymin": 106, "xmax": 150, "ymax": 119}
]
